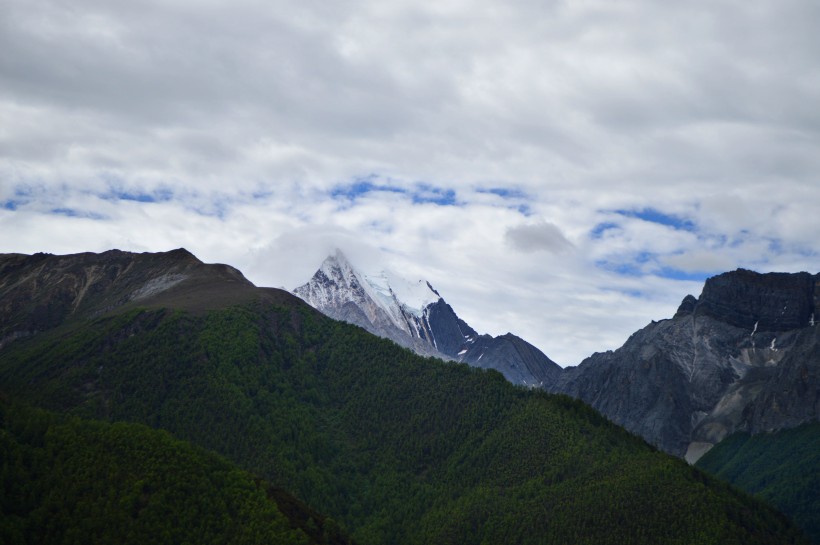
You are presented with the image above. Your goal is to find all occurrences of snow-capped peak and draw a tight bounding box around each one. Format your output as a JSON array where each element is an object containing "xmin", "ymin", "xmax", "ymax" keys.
[
  {"xmin": 364, "ymin": 269, "xmax": 441, "ymax": 318},
  {"xmin": 319, "ymin": 248, "xmax": 357, "ymax": 284},
  {"xmin": 293, "ymin": 249, "xmax": 562, "ymax": 387},
  {"xmin": 293, "ymin": 249, "xmax": 368, "ymax": 314},
  {"xmin": 295, "ymin": 249, "xmax": 442, "ymax": 336}
]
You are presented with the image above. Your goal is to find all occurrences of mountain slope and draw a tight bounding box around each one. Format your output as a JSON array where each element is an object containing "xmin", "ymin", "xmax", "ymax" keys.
[
  {"xmin": 294, "ymin": 250, "xmax": 562, "ymax": 386},
  {"xmin": 0, "ymin": 249, "xmax": 808, "ymax": 545},
  {"xmin": 550, "ymin": 269, "xmax": 820, "ymax": 459},
  {"xmin": 0, "ymin": 400, "xmax": 354, "ymax": 545},
  {"xmin": 697, "ymin": 422, "xmax": 820, "ymax": 544}
]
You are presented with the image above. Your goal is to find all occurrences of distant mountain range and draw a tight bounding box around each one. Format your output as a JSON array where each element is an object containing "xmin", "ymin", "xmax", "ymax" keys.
[
  {"xmin": 294, "ymin": 251, "xmax": 820, "ymax": 464},
  {"xmin": 293, "ymin": 250, "xmax": 562, "ymax": 387},
  {"xmin": 0, "ymin": 248, "xmax": 807, "ymax": 545}
]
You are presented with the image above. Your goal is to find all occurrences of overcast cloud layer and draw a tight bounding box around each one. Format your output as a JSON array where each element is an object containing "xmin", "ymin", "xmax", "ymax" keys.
[{"xmin": 2, "ymin": 0, "xmax": 819, "ymax": 365}]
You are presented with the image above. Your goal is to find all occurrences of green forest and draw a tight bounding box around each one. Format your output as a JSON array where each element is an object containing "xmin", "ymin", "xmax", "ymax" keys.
[
  {"xmin": 697, "ymin": 422, "xmax": 820, "ymax": 544},
  {"xmin": 0, "ymin": 301, "xmax": 809, "ymax": 544},
  {"xmin": 0, "ymin": 400, "xmax": 357, "ymax": 545}
]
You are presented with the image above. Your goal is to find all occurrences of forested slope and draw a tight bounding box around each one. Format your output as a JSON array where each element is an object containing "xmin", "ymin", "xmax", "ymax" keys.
[
  {"xmin": 697, "ymin": 422, "xmax": 820, "ymax": 544},
  {"xmin": 0, "ymin": 299, "xmax": 807, "ymax": 545},
  {"xmin": 0, "ymin": 400, "xmax": 352, "ymax": 545}
]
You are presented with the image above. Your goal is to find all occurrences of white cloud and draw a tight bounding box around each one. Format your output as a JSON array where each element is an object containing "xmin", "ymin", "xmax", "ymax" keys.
[
  {"xmin": 2, "ymin": 0, "xmax": 819, "ymax": 365},
  {"xmin": 506, "ymin": 222, "xmax": 574, "ymax": 254}
]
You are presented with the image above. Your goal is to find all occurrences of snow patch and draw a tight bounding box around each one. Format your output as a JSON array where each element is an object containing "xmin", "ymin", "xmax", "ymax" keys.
[
  {"xmin": 365, "ymin": 269, "xmax": 441, "ymax": 317},
  {"xmin": 750, "ymin": 320, "xmax": 758, "ymax": 350}
]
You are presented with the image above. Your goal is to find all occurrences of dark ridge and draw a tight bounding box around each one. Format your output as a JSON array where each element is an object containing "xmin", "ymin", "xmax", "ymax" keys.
[
  {"xmin": 499, "ymin": 333, "xmax": 563, "ymax": 384},
  {"xmin": 674, "ymin": 294, "xmax": 698, "ymax": 318},
  {"xmin": 696, "ymin": 269, "xmax": 819, "ymax": 331},
  {"xmin": 0, "ymin": 248, "xmax": 284, "ymax": 348},
  {"xmin": 424, "ymin": 299, "xmax": 477, "ymax": 357}
]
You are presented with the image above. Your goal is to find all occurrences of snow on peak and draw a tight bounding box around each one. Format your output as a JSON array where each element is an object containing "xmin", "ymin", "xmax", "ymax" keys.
[
  {"xmin": 375, "ymin": 269, "xmax": 441, "ymax": 317},
  {"xmin": 299, "ymin": 249, "xmax": 442, "ymax": 329}
]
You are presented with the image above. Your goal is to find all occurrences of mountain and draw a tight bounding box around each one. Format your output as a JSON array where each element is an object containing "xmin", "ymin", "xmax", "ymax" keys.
[
  {"xmin": 294, "ymin": 250, "xmax": 562, "ymax": 386},
  {"xmin": 293, "ymin": 249, "xmax": 445, "ymax": 359},
  {"xmin": 291, "ymin": 253, "xmax": 820, "ymax": 462},
  {"xmin": 0, "ymin": 248, "xmax": 298, "ymax": 348},
  {"xmin": 549, "ymin": 269, "xmax": 820, "ymax": 461},
  {"xmin": 0, "ymin": 249, "xmax": 806, "ymax": 545},
  {"xmin": 696, "ymin": 422, "xmax": 820, "ymax": 544}
]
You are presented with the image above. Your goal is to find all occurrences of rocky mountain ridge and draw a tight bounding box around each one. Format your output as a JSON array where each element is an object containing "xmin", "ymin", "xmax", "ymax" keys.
[
  {"xmin": 0, "ymin": 248, "xmax": 297, "ymax": 349},
  {"xmin": 551, "ymin": 269, "xmax": 820, "ymax": 461}
]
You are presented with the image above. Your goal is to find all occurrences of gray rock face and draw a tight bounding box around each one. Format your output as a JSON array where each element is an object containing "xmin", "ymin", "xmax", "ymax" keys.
[
  {"xmin": 551, "ymin": 269, "xmax": 820, "ymax": 460},
  {"xmin": 697, "ymin": 269, "xmax": 819, "ymax": 331},
  {"xmin": 464, "ymin": 333, "xmax": 563, "ymax": 386},
  {"xmin": 423, "ymin": 299, "xmax": 478, "ymax": 358},
  {"xmin": 743, "ymin": 329, "xmax": 820, "ymax": 433}
]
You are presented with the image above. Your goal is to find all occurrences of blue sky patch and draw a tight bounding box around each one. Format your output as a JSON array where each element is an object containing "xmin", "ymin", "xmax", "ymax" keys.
[
  {"xmin": 187, "ymin": 199, "xmax": 229, "ymax": 219},
  {"xmin": 331, "ymin": 176, "xmax": 462, "ymax": 207},
  {"xmin": 251, "ymin": 189, "xmax": 273, "ymax": 201},
  {"xmin": 477, "ymin": 187, "xmax": 531, "ymax": 215},
  {"xmin": 655, "ymin": 268, "xmax": 711, "ymax": 282},
  {"xmin": 590, "ymin": 222, "xmax": 620, "ymax": 239},
  {"xmin": 477, "ymin": 187, "xmax": 528, "ymax": 199},
  {"xmin": 615, "ymin": 208, "xmax": 696, "ymax": 232},
  {"xmin": 600, "ymin": 285, "xmax": 646, "ymax": 298},
  {"xmin": 595, "ymin": 259, "xmax": 644, "ymax": 277},
  {"xmin": 331, "ymin": 176, "xmax": 407, "ymax": 201},
  {"xmin": 767, "ymin": 238, "xmax": 784, "ymax": 253},
  {"xmin": 597, "ymin": 256, "xmax": 711, "ymax": 282},
  {"xmin": 411, "ymin": 184, "xmax": 457, "ymax": 206},
  {"xmin": 50, "ymin": 208, "xmax": 107, "ymax": 220},
  {"xmin": 4, "ymin": 186, "xmax": 37, "ymax": 209},
  {"xmin": 105, "ymin": 188, "xmax": 174, "ymax": 203}
]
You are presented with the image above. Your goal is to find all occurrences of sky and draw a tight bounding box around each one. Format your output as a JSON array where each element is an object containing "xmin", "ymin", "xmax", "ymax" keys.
[{"xmin": 2, "ymin": 0, "xmax": 819, "ymax": 366}]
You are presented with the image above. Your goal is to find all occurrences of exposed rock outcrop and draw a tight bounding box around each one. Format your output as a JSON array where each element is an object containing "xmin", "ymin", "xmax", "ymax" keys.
[{"xmin": 550, "ymin": 269, "xmax": 820, "ymax": 461}]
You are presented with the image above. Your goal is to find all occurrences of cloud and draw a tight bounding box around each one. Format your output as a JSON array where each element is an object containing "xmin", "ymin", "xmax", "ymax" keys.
[
  {"xmin": 661, "ymin": 251, "xmax": 735, "ymax": 274},
  {"xmin": 506, "ymin": 222, "xmax": 574, "ymax": 254},
  {"xmin": 1, "ymin": 0, "xmax": 819, "ymax": 365}
]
